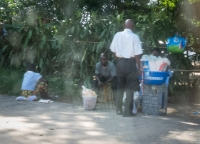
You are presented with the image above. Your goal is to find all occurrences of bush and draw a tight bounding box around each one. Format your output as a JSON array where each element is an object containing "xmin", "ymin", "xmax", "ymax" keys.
[
  {"xmin": 0, "ymin": 67, "xmax": 24, "ymax": 95},
  {"xmin": 47, "ymin": 73, "xmax": 81, "ymax": 98}
]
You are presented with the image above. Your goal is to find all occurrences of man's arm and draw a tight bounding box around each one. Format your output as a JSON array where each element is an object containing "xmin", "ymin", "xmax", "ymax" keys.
[
  {"xmin": 96, "ymin": 74, "xmax": 103, "ymax": 86},
  {"xmin": 113, "ymin": 52, "xmax": 118, "ymax": 60},
  {"xmin": 104, "ymin": 76, "xmax": 116, "ymax": 84},
  {"xmin": 135, "ymin": 54, "xmax": 141, "ymax": 75},
  {"xmin": 95, "ymin": 63, "xmax": 103, "ymax": 86},
  {"xmin": 103, "ymin": 62, "xmax": 117, "ymax": 85}
]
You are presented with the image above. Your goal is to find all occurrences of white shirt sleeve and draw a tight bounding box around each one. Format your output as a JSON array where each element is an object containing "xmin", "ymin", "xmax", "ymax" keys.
[
  {"xmin": 134, "ymin": 35, "xmax": 143, "ymax": 56},
  {"xmin": 110, "ymin": 34, "xmax": 118, "ymax": 53}
]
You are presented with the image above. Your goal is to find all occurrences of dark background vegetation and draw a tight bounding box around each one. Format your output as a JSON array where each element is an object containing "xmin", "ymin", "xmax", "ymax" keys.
[{"xmin": 1, "ymin": 0, "xmax": 200, "ymax": 98}]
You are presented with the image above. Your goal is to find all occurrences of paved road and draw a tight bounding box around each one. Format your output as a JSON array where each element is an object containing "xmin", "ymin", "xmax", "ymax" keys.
[{"xmin": 0, "ymin": 96, "xmax": 199, "ymax": 144}]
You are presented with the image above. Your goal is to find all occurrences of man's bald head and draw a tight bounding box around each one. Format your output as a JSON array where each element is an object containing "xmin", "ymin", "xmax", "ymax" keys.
[
  {"xmin": 100, "ymin": 53, "xmax": 108, "ymax": 66},
  {"xmin": 100, "ymin": 53, "xmax": 107, "ymax": 59},
  {"xmin": 124, "ymin": 19, "xmax": 134, "ymax": 30}
]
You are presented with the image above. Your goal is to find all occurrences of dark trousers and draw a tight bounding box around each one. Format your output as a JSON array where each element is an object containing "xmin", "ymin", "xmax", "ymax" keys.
[
  {"xmin": 92, "ymin": 76, "xmax": 117, "ymax": 102},
  {"xmin": 116, "ymin": 58, "xmax": 139, "ymax": 116}
]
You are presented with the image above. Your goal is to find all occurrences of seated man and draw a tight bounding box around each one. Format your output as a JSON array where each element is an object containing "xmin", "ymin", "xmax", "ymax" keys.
[
  {"xmin": 16, "ymin": 63, "xmax": 51, "ymax": 101},
  {"xmin": 93, "ymin": 53, "xmax": 117, "ymax": 102}
]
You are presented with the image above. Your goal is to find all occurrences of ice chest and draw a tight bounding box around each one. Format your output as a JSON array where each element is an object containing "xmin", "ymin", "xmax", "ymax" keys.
[
  {"xmin": 143, "ymin": 71, "xmax": 168, "ymax": 85},
  {"xmin": 142, "ymin": 84, "xmax": 168, "ymax": 115},
  {"xmin": 82, "ymin": 95, "xmax": 97, "ymax": 110}
]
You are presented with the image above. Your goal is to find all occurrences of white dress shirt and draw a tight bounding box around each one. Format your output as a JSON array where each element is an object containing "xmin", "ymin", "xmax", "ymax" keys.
[{"xmin": 110, "ymin": 29, "xmax": 143, "ymax": 58}]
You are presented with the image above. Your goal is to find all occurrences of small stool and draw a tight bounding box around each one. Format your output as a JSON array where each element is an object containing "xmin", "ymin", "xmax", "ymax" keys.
[{"xmin": 98, "ymin": 83, "xmax": 113, "ymax": 102}]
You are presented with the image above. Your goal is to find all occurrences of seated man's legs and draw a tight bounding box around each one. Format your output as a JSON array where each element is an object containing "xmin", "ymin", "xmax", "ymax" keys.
[
  {"xmin": 92, "ymin": 76, "xmax": 107, "ymax": 91},
  {"xmin": 92, "ymin": 76, "xmax": 116, "ymax": 102}
]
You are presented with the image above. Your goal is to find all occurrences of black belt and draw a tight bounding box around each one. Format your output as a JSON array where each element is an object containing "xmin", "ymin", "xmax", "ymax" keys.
[{"xmin": 118, "ymin": 57, "xmax": 135, "ymax": 59}]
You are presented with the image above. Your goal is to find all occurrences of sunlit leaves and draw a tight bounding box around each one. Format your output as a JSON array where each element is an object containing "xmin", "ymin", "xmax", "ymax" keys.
[{"xmin": 161, "ymin": 0, "xmax": 178, "ymax": 9}]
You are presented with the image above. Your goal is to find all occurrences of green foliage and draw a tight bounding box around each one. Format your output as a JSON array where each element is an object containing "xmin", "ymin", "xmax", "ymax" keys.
[
  {"xmin": 0, "ymin": 66, "xmax": 24, "ymax": 95},
  {"xmin": 0, "ymin": 0, "xmax": 200, "ymax": 96},
  {"xmin": 47, "ymin": 76, "xmax": 80, "ymax": 97},
  {"xmin": 168, "ymin": 54, "xmax": 194, "ymax": 94}
]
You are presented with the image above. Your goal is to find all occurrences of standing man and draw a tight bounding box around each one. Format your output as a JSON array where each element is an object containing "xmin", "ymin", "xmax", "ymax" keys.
[
  {"xmin": 110, "ymin": 19, "xmax": 143, "ymax": 117},
  {"xmin": 93, "ymin": 53, "xmax": 117, "ymax": 103}
]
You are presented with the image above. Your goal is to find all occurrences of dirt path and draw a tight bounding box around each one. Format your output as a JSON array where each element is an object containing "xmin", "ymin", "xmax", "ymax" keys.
[{"xmin": 0, "ymin": 95, "xmax": 200, "ymax": 144}]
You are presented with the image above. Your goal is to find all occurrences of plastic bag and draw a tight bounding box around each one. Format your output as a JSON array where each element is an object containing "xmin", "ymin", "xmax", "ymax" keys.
[
  {"xmin": 122, "ymin": 92, "xmax": 126, "ymax": 112},
  {"xmin": 166, "ymin": 34, "xmax": 187, "ymax": 53},
  {"xmin": 82, "ymin": 86, "xmax": 96, "ymax": 97},
  {"xmin": 132, "ymin": 91, "xmax": 140, "ymax": 114},
  {"xmin": 158, "ymin": 62, "xmax": 168, "ymax": 72}
]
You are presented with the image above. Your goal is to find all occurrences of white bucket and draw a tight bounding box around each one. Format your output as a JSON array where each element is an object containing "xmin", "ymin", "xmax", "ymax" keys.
[{"xmin": 82, "ymin": 95, "xmax": 97, "ymax": 110}]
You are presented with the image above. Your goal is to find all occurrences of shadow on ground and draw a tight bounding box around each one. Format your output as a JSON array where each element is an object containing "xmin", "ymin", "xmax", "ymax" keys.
[{"xmin": 0, "ymin": 95, "xmax": 199, "ymax": 144}]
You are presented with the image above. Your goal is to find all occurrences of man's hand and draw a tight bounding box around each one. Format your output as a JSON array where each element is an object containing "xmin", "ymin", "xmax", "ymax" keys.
[
  {"xmin": 98, "ymin": 80, "xmax": 103, "ymax": 87},
  {"xmin": 138, "ymin": 69, "xmax": 142, "ymax": 76},
  {"xmin": 135, "ymin": 54, "xmax": 141, "ymax": 76}
]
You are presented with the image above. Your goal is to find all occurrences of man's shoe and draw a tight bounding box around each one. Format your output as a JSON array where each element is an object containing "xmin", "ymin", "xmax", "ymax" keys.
[
  {"xmin": 123, "ymin": 113, "xmax": 136, "ymax": 117},
  {"xmin": 122, "ymin": 112, "xmax": 136, "ymax": 117}
]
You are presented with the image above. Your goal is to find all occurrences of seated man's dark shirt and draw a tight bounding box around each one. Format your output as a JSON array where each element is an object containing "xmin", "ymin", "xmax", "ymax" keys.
[{"xmin": 95, "ymin": 61, "xmax": 117, "ymax": 79}]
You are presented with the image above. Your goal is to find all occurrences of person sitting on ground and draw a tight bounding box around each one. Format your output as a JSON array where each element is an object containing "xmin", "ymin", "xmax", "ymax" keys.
[
  {"xmin": 16, "ymin": 63, "xmax": 52, "ymax": 101},
  {"xmin": 93, "ymin": 53, "xmax": 117, "ymax": 103}
]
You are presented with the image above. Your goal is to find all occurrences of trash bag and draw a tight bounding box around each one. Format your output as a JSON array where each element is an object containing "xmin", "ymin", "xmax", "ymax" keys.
[{"xmin": 166, "ymin": 34, "xmax": 187, "ymax": 53}]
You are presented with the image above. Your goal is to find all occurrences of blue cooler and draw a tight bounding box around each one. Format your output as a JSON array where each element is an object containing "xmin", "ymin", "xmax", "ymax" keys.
[{"xmin": 143, "ymin": 71, "xmax": 168, "ymax": 85}]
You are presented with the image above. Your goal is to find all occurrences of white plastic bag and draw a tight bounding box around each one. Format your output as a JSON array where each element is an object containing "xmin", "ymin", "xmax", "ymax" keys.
[
  {"xmin": 132, "ymin": 91, "xmax": 140, "ymax": 114},
  {"xmin": 141, "ymin": 55, "xmax": 171, "ymax": 72},
  {"xmin": 123, "ymin": 92, "xmax": 126, "ymax": 103},
  {"xmin": 82, "ymin": 86, "xmax": 96, "ymax": 97},
  {"xmin": 122, "ymin": 92, "xmax": 126, "ymax": 112},
  {"xmin": 155, "ymin": 58, "xmax": 171, "ymax": 71}
]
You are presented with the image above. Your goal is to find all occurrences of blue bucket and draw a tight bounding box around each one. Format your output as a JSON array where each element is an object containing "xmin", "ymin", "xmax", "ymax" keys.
[{"xmin": 143, "ymin": 71, "xmax": 168, "ymax": 85}]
